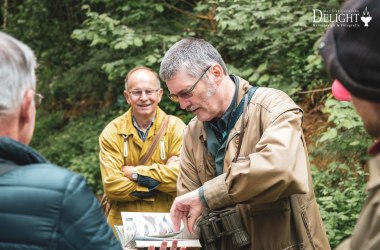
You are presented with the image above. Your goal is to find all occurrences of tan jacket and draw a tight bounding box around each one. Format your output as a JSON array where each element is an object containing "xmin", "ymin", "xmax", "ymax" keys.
[
  {"xmin": 178, "ymin": 77, "xmax": 330, "ymax": 250},
  {"xmin": 99, "ymin": 107, "xmax": 186, "ymax": 228},
  {"xmin": 335, "ymin": 152, "xmax": 380, "ymax": 250}
]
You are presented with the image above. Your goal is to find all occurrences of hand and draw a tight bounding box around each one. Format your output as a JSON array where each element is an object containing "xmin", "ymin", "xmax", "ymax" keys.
[
  {"xmin": 166, "ymin": 156, "xmax": 180, "ymax": 164},
  {"xmin": 147, "ymin": 240, "xmax": 186, "ymax": 250},
  {"xmin": 170, "ymin": 189, "xmax": 204, "ymax": 233},
  {"xmin": 122, "ymin": 165, "xmax": 134, "ymax": 180}
]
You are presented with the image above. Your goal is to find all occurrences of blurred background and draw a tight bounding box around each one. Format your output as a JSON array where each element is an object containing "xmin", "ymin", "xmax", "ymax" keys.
[{"xmin": 0, "ymin": 0, "xmax": 371, "ymax": 247}]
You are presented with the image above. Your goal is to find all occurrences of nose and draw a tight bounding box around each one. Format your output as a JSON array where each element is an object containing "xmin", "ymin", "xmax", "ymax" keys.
[
  {"xmin": 140, "ymin": 91, "xmax": 149, "ymax": 100},
  {"xmin": 179, "ymin": 98, "xmax": 190, "ymax": 110}
]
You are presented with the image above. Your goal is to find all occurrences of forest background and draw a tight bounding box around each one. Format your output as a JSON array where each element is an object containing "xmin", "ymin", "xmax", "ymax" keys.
[{"xmin": 0, "ymin": 0, "xmax": 372, "ymax": 247}]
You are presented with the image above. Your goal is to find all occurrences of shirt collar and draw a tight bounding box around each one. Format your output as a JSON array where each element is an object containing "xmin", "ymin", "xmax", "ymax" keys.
[{"xmin": 132, "ymin": 115, "xmax": 156, "ymax": 142}]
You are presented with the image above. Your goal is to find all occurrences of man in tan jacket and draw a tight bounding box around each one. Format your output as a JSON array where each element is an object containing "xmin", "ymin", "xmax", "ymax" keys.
[
  {"xmin": 160, "ymin": 38, "xmax": 329, "ymax": 249},
  {"xmin": 319, "ymin": 0, "xmax": 380, "ymax": 249}
]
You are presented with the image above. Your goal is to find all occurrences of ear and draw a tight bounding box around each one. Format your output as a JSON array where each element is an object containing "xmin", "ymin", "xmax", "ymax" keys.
[
  {"xmin": 19, "ymin": 89, "xmax": 36, "ymax": 144},
  {"xmin": 210, "ymin": 64, "xmax": 224, "ymax": 86},
  {"xmin": 20, "ymin": 89, "xmax": 35, "ymax": 124},
  {"xmin": 124, "ymin": 90, "xmax": 131, "ymax": 105},
  {"xmin": 157, "ymin": 88, "xmax": 163, "ymax": 103}
]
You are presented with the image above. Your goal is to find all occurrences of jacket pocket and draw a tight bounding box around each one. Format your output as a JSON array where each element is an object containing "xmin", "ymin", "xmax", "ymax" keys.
[{"xmin": 247, "ymin": 199, "xmax": 303, "ymax": 249}]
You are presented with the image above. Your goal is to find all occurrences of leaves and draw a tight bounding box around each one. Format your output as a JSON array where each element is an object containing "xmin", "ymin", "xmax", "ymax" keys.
[
  {"xmin": 4, "ymin": 1, "xmax": 368, "ymax": 246},
  {"xmin": 312, "ymin": 162, "xmax": 368, "ymax": 247}
]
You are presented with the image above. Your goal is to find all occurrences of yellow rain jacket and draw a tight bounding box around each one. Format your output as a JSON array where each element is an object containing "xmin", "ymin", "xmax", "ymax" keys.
[{"xmin": 99, "ymin": 107, "xmax": 186, "ymax": 228}]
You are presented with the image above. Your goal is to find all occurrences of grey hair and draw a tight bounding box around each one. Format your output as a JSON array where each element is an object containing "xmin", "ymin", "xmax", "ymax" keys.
[
  {"xmin": 124, "ymin": 66, "xmax": 161, "ymax": 90},
  {"xmin": 0, "ymin": 32, "xmax": 37, "ymax": 112},
  {"xmin": 159, "ymin": 38, "xmax": 228, "ymax": 82}
]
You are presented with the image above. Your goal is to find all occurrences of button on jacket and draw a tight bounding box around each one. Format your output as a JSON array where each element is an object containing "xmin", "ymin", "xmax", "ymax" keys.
[
  {"xmin": 178, "ymin": 77, "xmax": 330, "ymax": 250},
  {"xmin": 99, "ymin": 107, "xmax": 186, "ymax": 228},
  {"xmin": 0, "ymin": 137, "xmax": 121, "ymax": 250}
]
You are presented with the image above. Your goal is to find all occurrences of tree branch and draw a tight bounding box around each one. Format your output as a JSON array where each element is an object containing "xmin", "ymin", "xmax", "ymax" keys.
[
  {"xmin": 298, "ymin": 87, "xmax": 331, "ymax": 94},
  {"xmin": 2, "ymin": 0, "xmax": 8, "ymax": 30},
  {"xmin": 164, "ymin": 3, "xmax": 215, "ymax": 21}
]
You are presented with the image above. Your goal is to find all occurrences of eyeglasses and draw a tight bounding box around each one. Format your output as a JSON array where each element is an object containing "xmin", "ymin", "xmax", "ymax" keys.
[
  {"xmin": 34, "ymin": 92, "xmax": 44, "ymax": 108},
  {"xmin": 128, "ymin": 89, "xmax": 160, "ymax": 97},
  {"xmin": 168, "ymin": 66, "xmax": 211, "ymax": 102}
]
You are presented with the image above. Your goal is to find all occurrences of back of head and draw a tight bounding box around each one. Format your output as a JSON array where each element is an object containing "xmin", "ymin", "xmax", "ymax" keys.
[
  {"xmin": 0, "ymin": 32, "xmax": 37, "ymax": 114},
  {"xmin": 319, "ymin": 0, "xmax": 380, "ymax": 102},
  {"xmin": 159, "ymin": 38, "xmax": 228, "ymax": 82}
]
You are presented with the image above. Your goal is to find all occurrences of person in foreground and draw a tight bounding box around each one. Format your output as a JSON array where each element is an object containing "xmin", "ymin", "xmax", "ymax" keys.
[
  {"xmin": 319, "ymin": 0, "xmax": 380, "ymax": 249},
  {"xmin": 0, "ymin": 32, "xmax": 121, "ymax": 249},
  {"xmin": 160, "ymin": 38, "xmax": 330, "ymax": 249},
  {"xmin": 99, "ymin": 66, "xmax": 186, "ymax": 229}
]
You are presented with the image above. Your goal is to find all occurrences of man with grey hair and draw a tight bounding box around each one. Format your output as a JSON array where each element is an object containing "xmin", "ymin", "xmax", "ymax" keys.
[
  {"xmin": 0, "ymin": 31, "xmax": 121, "ymax": 249},
  {"xmin": 99, "ymin": 66, "xmax": 186, "ymax": 230},
  {"xmin": 160, "ymin": 38, "xmax": 330, "ymax": 249}
]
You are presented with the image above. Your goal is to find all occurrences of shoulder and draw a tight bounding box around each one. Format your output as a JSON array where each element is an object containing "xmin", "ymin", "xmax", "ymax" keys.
[
  {"xmin": 162, "ymin": 115, "xmax": 186, "ymax": 140},
  {"xmin": 167, "ymin": 114, "xmax": 186, "ymax": 129},
  {"xmin": 100, "ymin": 111, "xmax": 129, "ymax": 138},
  {"xmin": 250, "ymin": 87, "xmax": 302, "ymax": 121},
  {"xmin": 252, "ymin": 87, "xmax": 299, "ymax": 109},
  {"xmin": 184, "ymin": 117, "xmax": 202, "ymax": 138},
  {"xmin": 15, "ymin": 163, "xmax": 86, "ymax": 191},
  {"xmin": 2, "ymin": 163, "xmax": 91, "ymax": 210}
]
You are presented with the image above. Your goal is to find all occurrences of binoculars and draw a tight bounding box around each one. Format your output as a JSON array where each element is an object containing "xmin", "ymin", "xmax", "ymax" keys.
[{"xmin": 198, "ymin": 207, "xmax": 250, "ymax": 250}]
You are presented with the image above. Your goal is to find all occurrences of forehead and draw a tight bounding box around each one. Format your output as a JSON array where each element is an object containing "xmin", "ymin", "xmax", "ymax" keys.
[
  {"xmin": 166, "ymin": 69, "xmax": 194, "ymax": 92},
  {"xmin": 128, "ymin": 70, "xmax": 157, "ymax": 89}
]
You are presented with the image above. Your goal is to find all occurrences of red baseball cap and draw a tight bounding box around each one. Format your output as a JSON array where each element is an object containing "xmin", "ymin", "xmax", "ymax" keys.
[{"xmin": 332, "ymin": 79, "xmax": 351, "ymax": 101}]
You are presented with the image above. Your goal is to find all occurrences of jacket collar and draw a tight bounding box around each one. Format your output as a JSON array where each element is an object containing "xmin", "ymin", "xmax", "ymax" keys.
[{"xmin": 0, "ymin": 136, "xmax": 48, "ymax": 165}]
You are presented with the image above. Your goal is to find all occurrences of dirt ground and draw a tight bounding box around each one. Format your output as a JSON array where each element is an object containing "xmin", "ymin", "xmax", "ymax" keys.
[
  {"xmin": 299, "ymin": 91, "xmax": 330, "ymax": 147},
  {"xmin": 298, "ymin": 91, "xmax": 332, "ymax": 171}
]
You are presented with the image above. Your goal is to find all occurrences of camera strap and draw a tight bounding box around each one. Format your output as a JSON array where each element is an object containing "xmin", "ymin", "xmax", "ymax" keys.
[{"xmin": 211, "ymin": 84, "xmax": 258, "ymax": 176}]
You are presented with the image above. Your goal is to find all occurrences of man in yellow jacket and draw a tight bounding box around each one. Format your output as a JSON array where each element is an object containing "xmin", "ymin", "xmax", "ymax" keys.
[{"xmin": 99, "ymin": 66, "xmax": 186, "ymax": 229}]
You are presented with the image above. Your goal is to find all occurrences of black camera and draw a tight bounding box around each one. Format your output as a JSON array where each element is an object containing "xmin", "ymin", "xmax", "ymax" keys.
[{"xmin": 198, "ymin": 207, "xmax": 250, "ymax": 250}]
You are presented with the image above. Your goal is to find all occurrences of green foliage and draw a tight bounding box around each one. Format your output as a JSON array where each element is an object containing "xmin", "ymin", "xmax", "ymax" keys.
[
  {"xmin": 71, "ymin": 1, "xmax": 186, "ymax": 81},
  {"xmin": 3, "ymin": 1, "xmax": 370, "ymax": 247},
  {"xmin": 314, "ymin": 97, "xmax": 372, "ymax": 163},
  {"xmin": 32, "ymin": 109, "xmax": 125, "ymax": 195},
  {"xmin": 310, "ymin": 96, "xmax": 372, "ymax": 247},
  {"xmin": 312, "ymin": 162, "xmax": 367, "ymax": 248},
  {"xmin": 212, "ymin": 0, "xmax": 330, "ymax": 97}
]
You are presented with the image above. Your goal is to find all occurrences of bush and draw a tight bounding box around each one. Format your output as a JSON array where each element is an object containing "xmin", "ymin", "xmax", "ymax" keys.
[
  {"xmin": 32, "ymin": 108, "xmax": 125, "ymax": 195},
  {"xmin": 312, "ymin": 162, "xmax": 367, "ymax": 248},
  {"xmin": 310, "ymin": 96, "xmax": 372, "ymax": 247}
]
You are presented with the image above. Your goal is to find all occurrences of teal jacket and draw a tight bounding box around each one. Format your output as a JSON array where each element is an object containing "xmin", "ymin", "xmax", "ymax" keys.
[{"xmin": 0, "ymin": 137, "xmax": 121, "ymax": 250}]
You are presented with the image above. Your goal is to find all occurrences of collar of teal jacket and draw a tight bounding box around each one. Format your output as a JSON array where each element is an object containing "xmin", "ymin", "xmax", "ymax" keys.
[{"xmin": 0, "ymin": 136, "xmax": 47, "ymax": 165}]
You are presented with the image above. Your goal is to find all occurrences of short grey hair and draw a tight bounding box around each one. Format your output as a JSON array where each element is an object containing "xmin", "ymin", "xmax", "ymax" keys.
[
  {"xmin": 0, "ymin": 32, "xmax": 37, "ymax": 113},
  {"xmin": 159, "ymin": 38, "xmax": 228, "ymax": 82}
]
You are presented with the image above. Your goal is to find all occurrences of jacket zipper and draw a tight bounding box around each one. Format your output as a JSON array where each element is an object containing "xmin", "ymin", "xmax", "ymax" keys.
[
  {"xmin": 122, "ymin": 134, "xmax": 129, "ymax": 157},
  {"xmin": 160, "ymin": 138, "xmax": 166, "ymax": 160}
]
